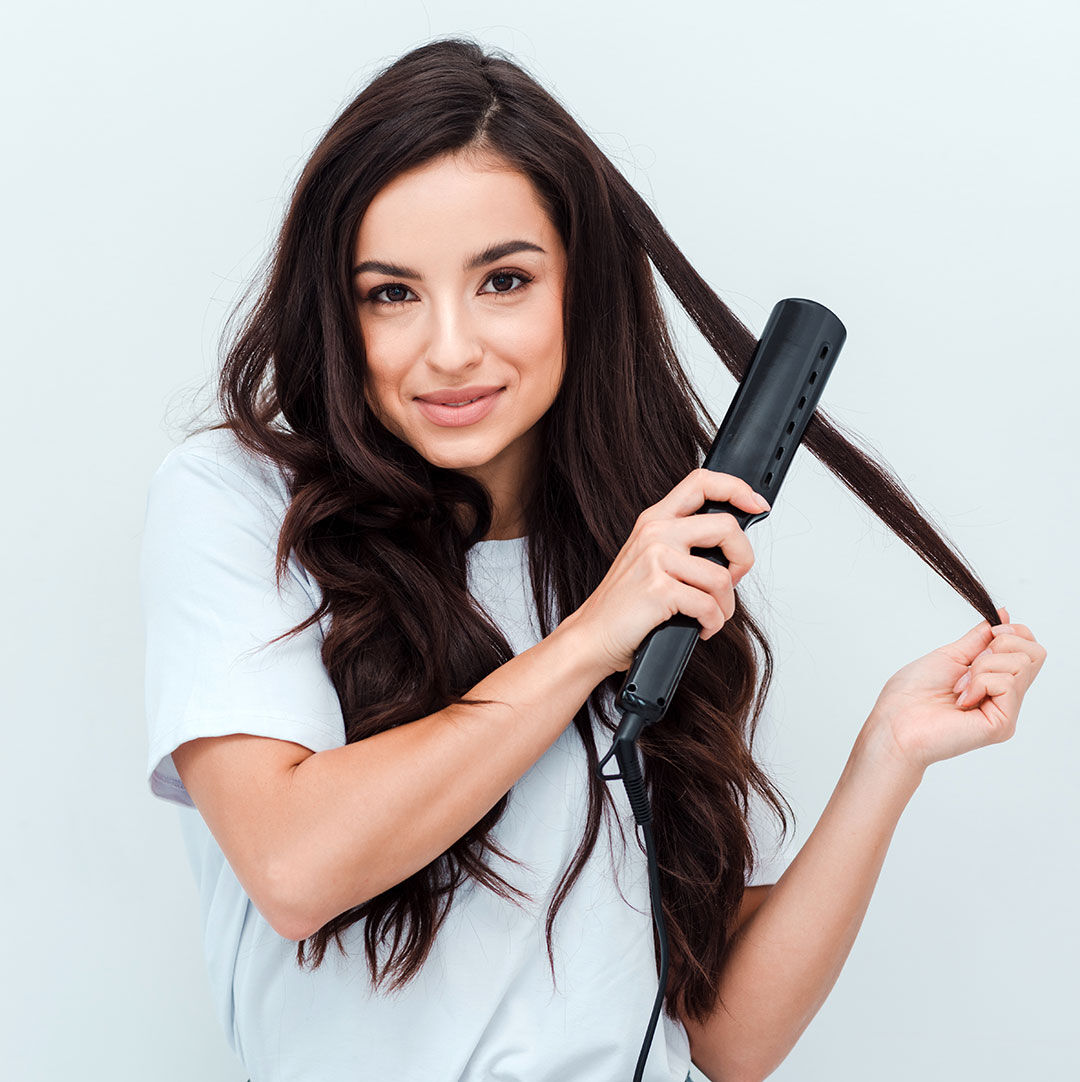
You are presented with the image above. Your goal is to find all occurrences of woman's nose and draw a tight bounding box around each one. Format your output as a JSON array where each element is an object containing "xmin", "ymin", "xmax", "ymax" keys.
[{"xmin": 423, "ymin": 299, "xmax": 484, "ymax": 372}]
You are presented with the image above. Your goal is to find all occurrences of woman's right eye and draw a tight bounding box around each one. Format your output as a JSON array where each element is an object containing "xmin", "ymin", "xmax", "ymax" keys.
[{"xmin": 368, "ymin": 283, "xmax": 415, "ymax": 306}]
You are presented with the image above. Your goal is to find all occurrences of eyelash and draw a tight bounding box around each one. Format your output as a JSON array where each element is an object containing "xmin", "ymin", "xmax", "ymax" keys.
[{"xmin": 365, "ymin": 269, "xmax": 534, "ymax": 307}]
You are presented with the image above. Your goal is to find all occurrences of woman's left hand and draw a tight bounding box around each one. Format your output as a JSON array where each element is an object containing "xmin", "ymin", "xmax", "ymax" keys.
[{"xmin": 868, "ymin": 606, "xmax": 1047, "ymax": 773}]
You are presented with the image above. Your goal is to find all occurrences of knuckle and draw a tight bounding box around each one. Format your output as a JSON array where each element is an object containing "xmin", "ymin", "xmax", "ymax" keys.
[
  {"xmin": 644, "ymin": 539, "xmax": 668, "ymax": 564},
  {"xmin": 701, "ymin": 468, "xmax": 731, "ymax": 490},
  {"xmin": 645, "ymin": 569, "xmax": 668, "ymax": 597},
  {"xmin": 638, "ymin": 518, "xmax": 663, "ymax": 542}
]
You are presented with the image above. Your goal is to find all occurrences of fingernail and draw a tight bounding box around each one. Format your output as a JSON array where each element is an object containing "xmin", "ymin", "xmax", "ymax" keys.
[
  {"xmin": 955, "ymin": 672, "xmax": 971, "ymax": 693},
  {"xmin": 756, "ymin": 494, "xmax": 770, "ymax": 509},
  {"xmin": 991, "ymin": 624, "xmax": 1014, "ymax": 636}
]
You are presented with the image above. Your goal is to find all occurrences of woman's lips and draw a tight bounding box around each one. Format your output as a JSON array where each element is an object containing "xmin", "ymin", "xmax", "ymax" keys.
[{"xmin": 415, "ymin": 387, "xmax": 504, "ymax": 427}]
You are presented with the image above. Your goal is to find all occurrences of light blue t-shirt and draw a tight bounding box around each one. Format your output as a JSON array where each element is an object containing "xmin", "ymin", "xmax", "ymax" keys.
[{"xmin": 139, "ymin": 427, "xmax": 788, "ymax": 1082}]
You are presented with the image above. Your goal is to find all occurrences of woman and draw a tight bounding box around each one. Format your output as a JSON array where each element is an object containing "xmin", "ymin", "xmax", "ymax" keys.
[{"xmin": 140, "ymin": 36, "xmax": 1046, "ymax": 1082}]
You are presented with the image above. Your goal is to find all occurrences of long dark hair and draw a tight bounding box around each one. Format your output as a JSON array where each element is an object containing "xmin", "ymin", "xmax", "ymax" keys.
[{"xmin": 182, "ymin": 36, "xmax": 998, "ymax": 1027}]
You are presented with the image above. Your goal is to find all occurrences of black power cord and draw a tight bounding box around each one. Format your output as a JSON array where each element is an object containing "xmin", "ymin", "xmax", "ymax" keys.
[{"xmin": 597, "ymin": 714, "xmax": 669, "ymax": 1082}]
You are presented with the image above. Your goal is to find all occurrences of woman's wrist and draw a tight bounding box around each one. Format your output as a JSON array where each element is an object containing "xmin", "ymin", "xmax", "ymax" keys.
[
  {"xmin": 552, "ymin": 608, "xmax": 618, "ymax": 682},
  {"xmin": 851, "ymin": 711, "xmax": 927, "ymax": 800}
]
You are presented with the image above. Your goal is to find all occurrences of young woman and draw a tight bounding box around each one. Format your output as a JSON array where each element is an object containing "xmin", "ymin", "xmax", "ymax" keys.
[{"xmin": 140, "ymin": 37, "xmax": 1046, "ymax": 1082}]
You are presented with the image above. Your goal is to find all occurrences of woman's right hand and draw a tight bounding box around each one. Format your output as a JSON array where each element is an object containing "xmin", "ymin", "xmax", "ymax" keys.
[{"xmin": 564, "ymin": 468, "xmax": 770, "ymax": 676}]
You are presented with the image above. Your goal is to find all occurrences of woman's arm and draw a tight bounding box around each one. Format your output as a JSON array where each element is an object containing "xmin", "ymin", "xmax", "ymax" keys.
[
  {"xmin": 172, "ymin": 609, "xmax": 612, "ymax": 941},
  {"xmin": 276, "ymin": 610, "xmax": 611, "ymax": 939},
  {"xmin": 685, "ymin": 612, "xmax": 1045, "ymax": 1082},
  {"xmin": 683, "ymin": 719, "xmax": 922, "ymax": 1082}
]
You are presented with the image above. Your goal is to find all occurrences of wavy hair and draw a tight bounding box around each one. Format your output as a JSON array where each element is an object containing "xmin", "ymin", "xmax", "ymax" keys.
[{"xmin": 182, "ymin": 37, "xmax": 998, "ymax": 1026}]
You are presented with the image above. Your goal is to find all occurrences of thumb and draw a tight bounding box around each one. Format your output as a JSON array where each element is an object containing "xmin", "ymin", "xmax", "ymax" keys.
[{"xmin": 950, "ymin": 605, "xmax": 1009, "ymax": 663}]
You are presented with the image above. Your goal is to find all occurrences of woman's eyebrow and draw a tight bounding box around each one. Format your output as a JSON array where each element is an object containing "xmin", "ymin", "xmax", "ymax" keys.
[{"xmin": 352, "ymin": 239, "xmax": 546, "ymax": 279}]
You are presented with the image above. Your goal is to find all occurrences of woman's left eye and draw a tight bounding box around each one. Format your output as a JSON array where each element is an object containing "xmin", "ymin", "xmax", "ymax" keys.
[
  {"xmin": 479, "ymin": 270, "xmax": 533, "ymax": 296},
  {"xmin": 366, "ymin": 269, "xmax": 533, "ymax": 306}
]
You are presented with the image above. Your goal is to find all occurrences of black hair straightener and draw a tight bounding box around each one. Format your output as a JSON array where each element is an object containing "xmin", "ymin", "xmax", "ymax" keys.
[{"xmin": 596, "ymin": 297, "xmax": 846, "ymax": 1081}]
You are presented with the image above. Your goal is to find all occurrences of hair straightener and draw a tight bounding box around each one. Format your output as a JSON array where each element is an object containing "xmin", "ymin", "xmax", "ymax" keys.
[{"xmin": 596, "ymin": 297, "xmax": 846, "ymax": 1081}]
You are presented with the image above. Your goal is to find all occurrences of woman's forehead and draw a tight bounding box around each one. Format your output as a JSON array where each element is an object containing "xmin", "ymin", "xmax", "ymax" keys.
[{"xmin": 354, "ymin": 164, "xmax": 562, "ymax": 274}]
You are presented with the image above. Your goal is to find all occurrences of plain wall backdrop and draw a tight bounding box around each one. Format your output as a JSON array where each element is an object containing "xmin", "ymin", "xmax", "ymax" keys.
[{"xmin": 2, "ymin": 1, "xmax": 1076, "ymax": 1078}]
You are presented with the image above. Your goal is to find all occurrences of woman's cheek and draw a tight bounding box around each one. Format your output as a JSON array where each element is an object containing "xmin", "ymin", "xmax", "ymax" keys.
[{"xmin": 501, "ymin": 301, "xmax": 563, "ymax": 360}]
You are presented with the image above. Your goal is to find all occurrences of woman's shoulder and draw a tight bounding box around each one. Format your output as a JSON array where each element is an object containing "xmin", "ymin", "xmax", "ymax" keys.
[
  {"xmin": 153, "ymin": 425, "xmax": 292, "ymax": 510},
  {"xmin": 142, "ymin": 425, "xmax": 322, "ymax": 606}
]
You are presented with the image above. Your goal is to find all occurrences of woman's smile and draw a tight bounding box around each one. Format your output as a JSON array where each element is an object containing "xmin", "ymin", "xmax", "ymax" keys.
[{"xmin": 414, "ymin": 386, "xmax": 505, "ymax": 427}]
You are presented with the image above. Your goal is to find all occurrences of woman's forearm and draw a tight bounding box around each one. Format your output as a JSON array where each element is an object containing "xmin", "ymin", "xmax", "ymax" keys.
[{"xmin": 687, "ymin": 718, "xmax": 924, "ymax": 1082}]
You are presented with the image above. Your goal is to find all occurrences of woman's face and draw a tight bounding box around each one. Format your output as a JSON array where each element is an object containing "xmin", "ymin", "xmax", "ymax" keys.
[{"xmin": 353, "ymin": 150, "xmax": 568, "ymax": 539}]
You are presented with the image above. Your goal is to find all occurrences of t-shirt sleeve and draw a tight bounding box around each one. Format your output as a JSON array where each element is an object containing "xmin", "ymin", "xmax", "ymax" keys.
[{"xmin": 139, "ymin": 445, "xmax": 346, "ymax": 809}]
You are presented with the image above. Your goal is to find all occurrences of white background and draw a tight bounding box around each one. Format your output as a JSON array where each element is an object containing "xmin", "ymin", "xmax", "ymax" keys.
[{"xmin": 2, "ymin": 1, "xmax": 1076, "ymax": 1078}]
